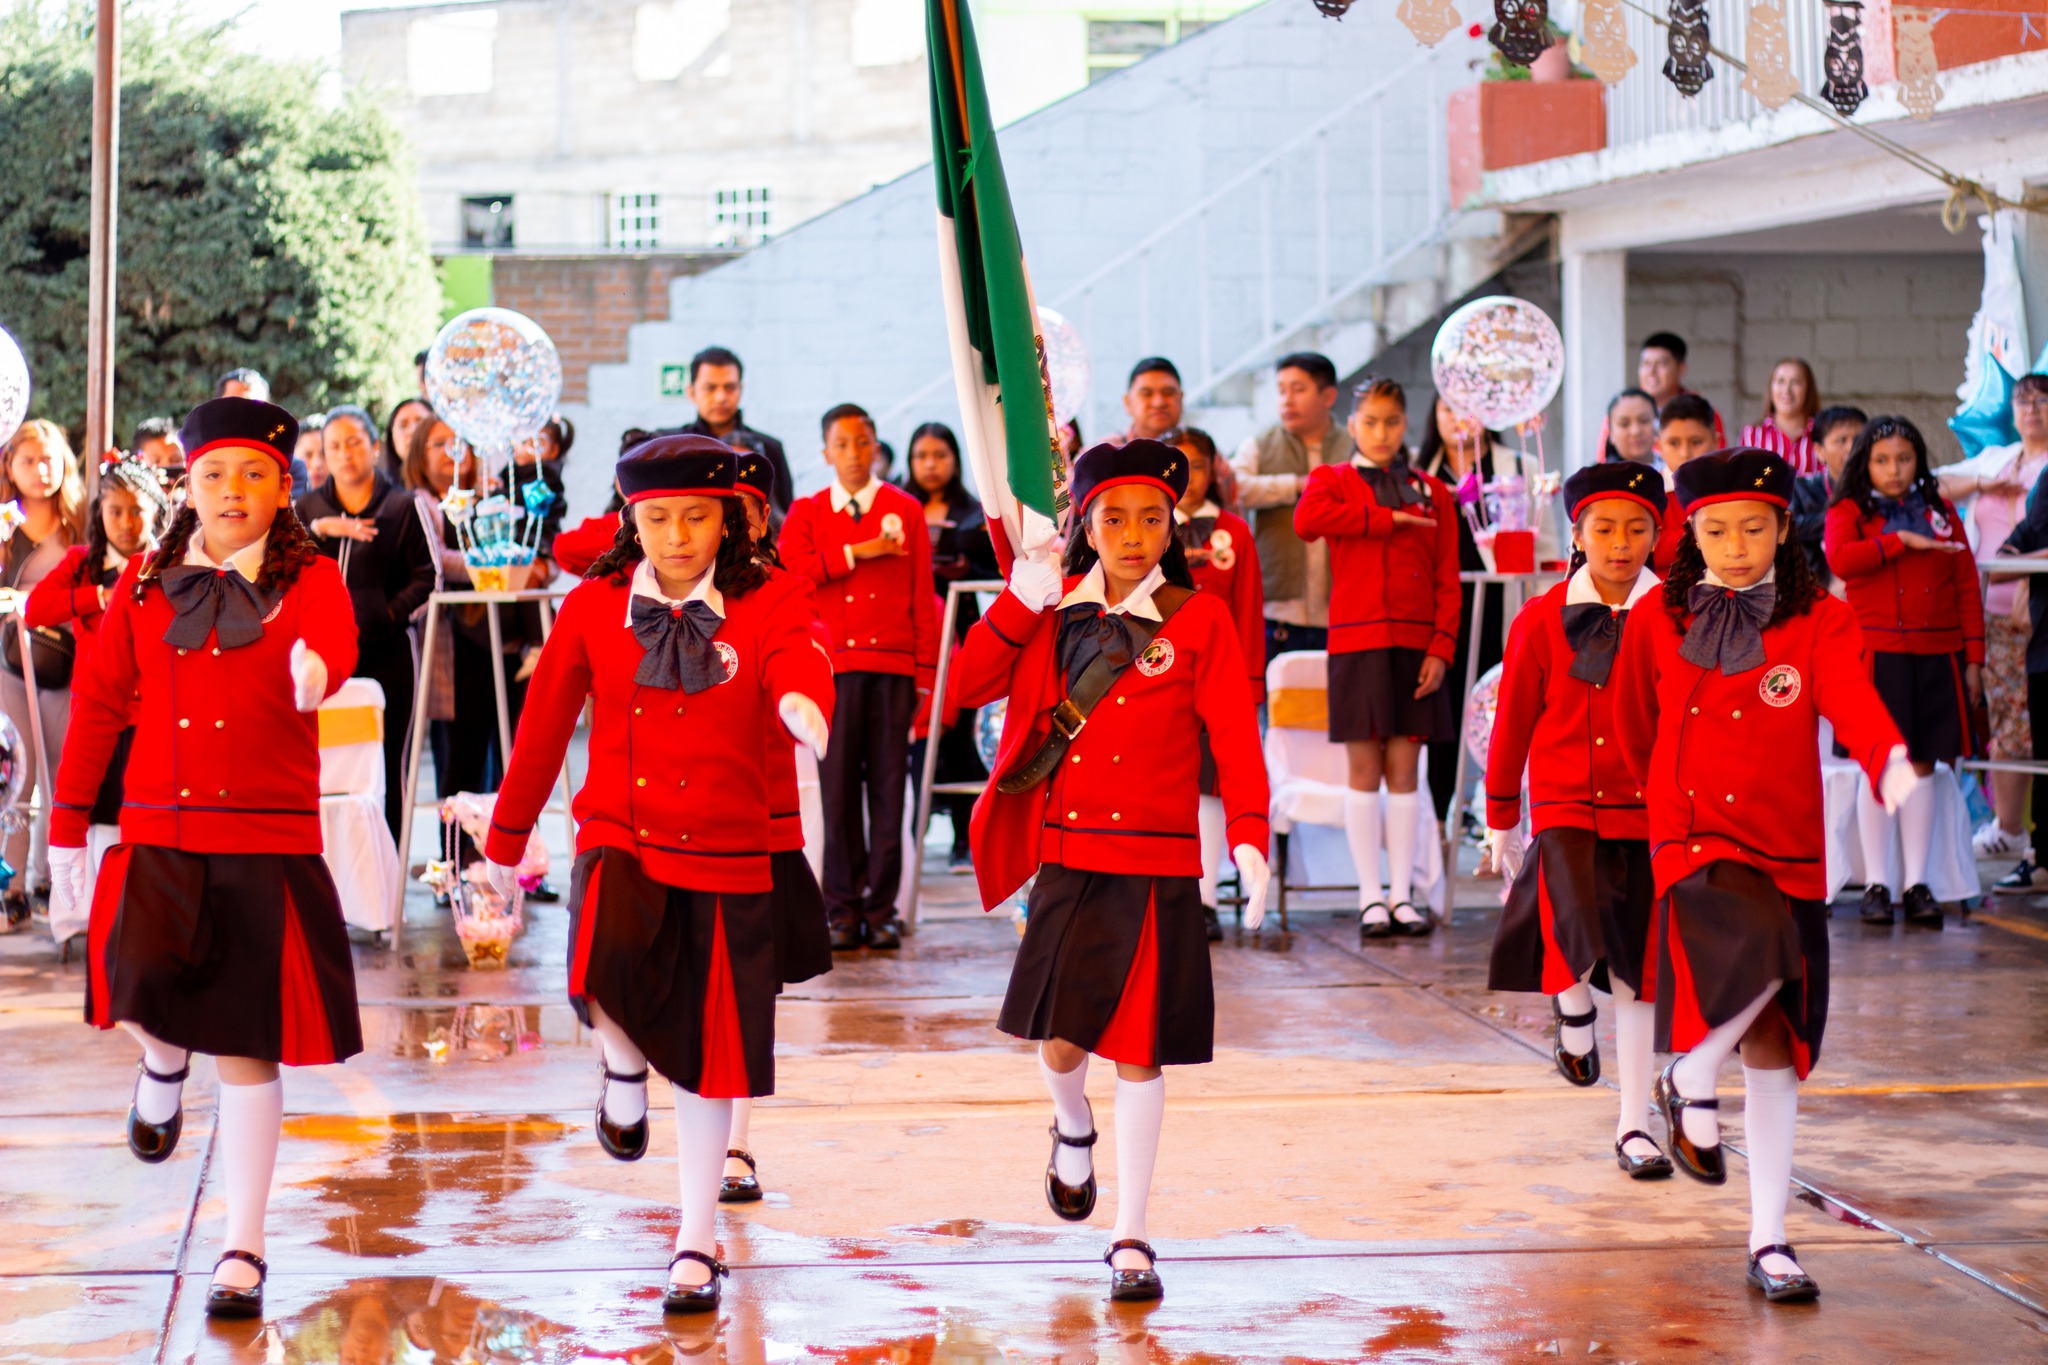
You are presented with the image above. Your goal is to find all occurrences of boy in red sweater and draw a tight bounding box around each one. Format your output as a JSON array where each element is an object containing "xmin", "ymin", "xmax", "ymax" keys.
[
  {"xmin": 779, "ymin": 404, "xmax": 938, "ymax": 950},
  {"xmin": 1650, "ymin": 394, "xmax": 1719, "ymax": 572}
]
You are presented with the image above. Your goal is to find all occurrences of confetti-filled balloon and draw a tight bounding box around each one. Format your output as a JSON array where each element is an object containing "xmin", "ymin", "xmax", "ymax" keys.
[
  {"xmin": 1037, "ymin": 307, "xmax": 1090, "ymax": 429},
  {"xmin": 0, "ymin": 326, "xmax": 30, "ymax": 450},
  {"xmin": 1464, "ymin": 662, "xmax": 1505, "ymax": 769},
  {"xmin": 1431, "ymin": 296, "xmax": 1565, "ymax": 432},
  {"xmin": 424, "ymin": 309, "xmax": 562, "ymax": 473}
]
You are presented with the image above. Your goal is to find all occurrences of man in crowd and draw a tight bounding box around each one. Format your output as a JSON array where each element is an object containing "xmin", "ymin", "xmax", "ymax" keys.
[
  {"xmin": 1637, "ymin": 331, "xmax": 1725, "ymax": 444},
  {"xmin": 1114, "ymin": 357, "xmax": 1184, "ymax": 444},
  {"xmin": 1229, "ymin": 352, "xmax": 1355, "ymax": 660},
  {"xmin": 131, "ymin": 416, "xmax": 184, "ymax": 471},
  {"xmin": 215, "ymin": 367, "xmax": 270, "ymax": 402},
  {"xmin": 677, "ymin": 345, "xmax": 794, "ymax": 513}
]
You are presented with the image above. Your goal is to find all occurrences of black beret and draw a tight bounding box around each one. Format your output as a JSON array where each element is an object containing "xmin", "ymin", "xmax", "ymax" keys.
[
  {"xmin": 1069, "ymin": 438, "xmax": 1189, "ymax": 516},
  {"xmin": 730, "ymin": 438, "xmax": 775, "ymax": 504},
  {"xmin": 1673, "ymin": 446, "xmax": 1796, "ymax": 513},
  {"xmin": 616, "ymin": 434, "xmax": 739, "ymax": 504},
  {"xmin": 1564, "ymin": 461, "xmax": 1667, "ymax": 521},
  {"xmin": 179, "ymin": 397, "xmax": 298, "ymax": 471}
]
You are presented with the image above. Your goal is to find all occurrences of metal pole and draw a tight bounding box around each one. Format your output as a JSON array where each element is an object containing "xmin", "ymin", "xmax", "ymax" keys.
[
  {"xmin": 905, "ymin": 579, "xmax": 970, "ymax": 931},
  {"xmin": 392, "ymin": 597, "xmax": 440, "ymax": 945},
  {"xmin": 485, "ymin": 599, "xmax": 514, "ymax": 765},
  {"xmin": 1440, "ymin": 576, "xmax": 1492, "ymax": 920},
  {"xmin": 537, "ymin": 597, "xmax": 575, "ymax": 855},
  {"xmin": 84, "ymin": 0, "xmax": 119, "ymax": 468}
]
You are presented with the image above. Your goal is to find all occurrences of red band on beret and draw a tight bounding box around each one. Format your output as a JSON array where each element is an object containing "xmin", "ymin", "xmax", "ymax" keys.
[
  {"xmin": 183, "ymin": 436, "xmax": 291, "ymax": 471},
  {"xmin": 624, "ymin": 486, "xmax": 739, "ymax": 505},
  {"xmin": 1078, "ymin": 474, "xmax": 1179, "ymax": 513},
  {"xmin": 1570, "ymin": 489, "xmax": 1666, "ymax": 522},
  {"xmin": 733, "ymin": 482, "xmax": 769, "ymax": 503},
  {"xmin": 1682, "ymin": 490, "xmax": 1790, "ymax": 514}
]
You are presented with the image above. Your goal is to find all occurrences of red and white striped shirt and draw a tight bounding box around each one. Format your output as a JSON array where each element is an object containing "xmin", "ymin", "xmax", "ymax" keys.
[{"xmin": 1740, "ymin": 420, "xmax": 1819, "ymax": 476}]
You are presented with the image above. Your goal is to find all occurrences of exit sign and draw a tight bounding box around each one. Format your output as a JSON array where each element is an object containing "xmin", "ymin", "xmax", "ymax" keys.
[{"xmin": 659, "ymin": 363, "xmax": 690, "ymax": 398}]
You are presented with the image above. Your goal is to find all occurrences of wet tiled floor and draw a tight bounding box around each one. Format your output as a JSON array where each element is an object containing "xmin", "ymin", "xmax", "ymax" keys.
[{"xmin": 4, "ymin": 834, "xmax": 2047, "ymax": 1360}]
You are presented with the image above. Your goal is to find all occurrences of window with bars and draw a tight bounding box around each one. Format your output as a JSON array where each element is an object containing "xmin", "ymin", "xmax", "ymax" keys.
[
  {"xmin": 611, "ymin": 192, "xmax": 663, "ymax": 250},
  {"xmin": 709, "ymin": 186, "xmax": 773, "ymax": 247}
]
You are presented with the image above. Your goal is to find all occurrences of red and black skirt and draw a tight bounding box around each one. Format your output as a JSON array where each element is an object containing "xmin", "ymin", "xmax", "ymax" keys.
[
  {"xmin": 1488, "ymin": 828, "xmax": 1654, "ymax": 997},
  {"xmin": 1647, "ymin": 859, "xmax": 1830, "ymax": 1080},
  {"xmin": 998, "ymin": 864, "xmax": 1212, "ymax": 1067},
  {"xmin": 769, "ymin": 849, "xmax": 833, "ymax": 988},
  {"xmin": 566, "ymin": 847, "xmax": 779, "ymax": 1098},
  {"xmin": 85, "ymin": 845, "xmax": 362, "ymax": 1066}
]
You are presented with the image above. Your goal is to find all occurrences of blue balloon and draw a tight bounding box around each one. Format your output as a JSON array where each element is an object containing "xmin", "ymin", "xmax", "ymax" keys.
[{"xmin": 1950, "ymin": 349, "xmax": 2019, "ymax": 459}]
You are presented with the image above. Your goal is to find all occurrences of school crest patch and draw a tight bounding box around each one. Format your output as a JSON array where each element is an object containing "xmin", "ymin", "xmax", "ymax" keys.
[
  {"xmin": 1209, "ymin": 527, "xmax": 1236, "ymax": 571},
  {"xmin": 1135, "ymin": 638, "xmax": 1175, "ymax": 677},
  {"xmin": 715, "ymin": 641, "xmax": 739, "ymax": 683},
  {"xmin": 1759, "ymin": 664, "xmax": 1801, "ymax": 707}
]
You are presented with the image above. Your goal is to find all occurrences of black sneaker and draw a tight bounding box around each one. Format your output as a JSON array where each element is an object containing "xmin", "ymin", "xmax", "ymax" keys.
[
  {"xmin": 1902, "ymin": 884, "xmax": 1943, "ymax": 929},
  {"xmin": 948, "ymin": 849, "xmax": 973, "ymax": 874},
  {"xmin": 1996, "ymin": 859, "xmax": 2048, "ymax": 893},
  {"xmin": 1858, "ymin": 885, "xmax": 1894, "ymax": 925},
  {"xmin": 1203, "ymin": 903, "xmax": 1224, "ymax": 942},
  {"xmin": 526, "ymin": 878, "xmax": 561, "ymax": 903},
  {"xmin": 866, "ymin": 918, "xmax": 903, "ymax": 950}
]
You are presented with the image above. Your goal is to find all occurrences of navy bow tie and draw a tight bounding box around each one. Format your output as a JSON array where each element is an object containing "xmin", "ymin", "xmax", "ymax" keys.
[
  {"xmin": 1559, "ymin": 602, "xmax": 1630, "ymax": 686},
  {"xmin": 630, "ymin": 595, "xmax": 726, "ymax": 693},
  {"xmin": 1873, "ymin": 490, "xmax": 1935, "ymax": 537},
  {"xmin": 1177, "ymin": 515, "xmax": 1217, "ymax": 552},
  {"xmin": 1680, "ymin": 580, "xmax": 1777, "ymax": 676},
  {"xmin": 159, "ymin": 564, "xmax": 276, "ymax": 651},
  {"xmin": 1359, "ymin": 457, "xmax": 1428, "ymax": 509},
  {"xmin": 1057, "ymin": 603, "xmax": 1145, "ymax": 689}
]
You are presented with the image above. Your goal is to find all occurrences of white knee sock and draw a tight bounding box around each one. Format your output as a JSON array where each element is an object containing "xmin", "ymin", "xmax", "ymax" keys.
[
  {"xmin": 1111, "ymin": 1074, "xmax": 1166, "ymax": 1260},
  {"xmin": 1040, "ymin": 1050, "xmax": 1095, "ymax": 1186},
  {"xmin": 1555, "ymin": 979, "xmax": 1596, "ymax": 1056},
  {"xmin": 1897, "ymin": 776, "xmax": 1937, "ymax": 891},
  {"xmin": 1343, "ymin": 791, "xmax": 1384, "ymax": 909},
  {"xmin": 1611, "ymin": 977, "xmax": 1658, "ymax": 1153},
  {"xmin": 725, "ymin": 1098, "xmax": 754, "ymax": 1178},
  {"xmin": 1669, "ymin": 983, "xmax": 1780, "ymax": 1150},
  {"xmin": 589, "ymin": 1005, "xmax": 648, "ymax": 1127},
  {"xmin": 672, "ymin": 1090, "xmax": 733, "ymax": 1282},
  {"xmin": 214, "ymin": 1077, "xmax": 283, "ymax": 1286},
  {"xmin": 1742, "ymin": 1064, "xmax": 1801, "ymax": 1274},
  {"xmin": 1195, "ymin": 796, "xmax": 1226, "ymax": 909},
  {"xmin": 119, "ymin": 1022, "xmax": 188, "ymax": 1126},
  {"xmin": 1384, "ymin": 792, "xmax": 1421, "ymax": 912},
  {"xmin": 1854, "ymin": 782, "xmax": 1894, "ymax": 894}
]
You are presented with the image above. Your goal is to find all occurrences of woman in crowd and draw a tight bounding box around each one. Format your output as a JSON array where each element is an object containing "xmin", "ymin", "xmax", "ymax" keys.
[
  {"xmin": 0, "ymin": 419, "xmax": 88, "ymax": 927},
  {"xmin": 400, "ymin": 413, "xmax": 482, "ymax": 803},
  {"xmin": 904, "ymin": 421, "xmax": 998, "ymax": 872},
  {"xmin": 296, "ymin": 405, "xmax": 438, "ymax": 839},
  {"xmin": 381, "ymin": 397, "xmax": 432, "ymax": 484},
  {"xmin": 1602, "ymin": 389, "xmax": 1660, "ymax": 467},
  {"xmin": 295, "ymin": 414, "xmax": 328, "ymax": 491},
  {"xmin": 1741, "ymin": 358, "xmax": 1821, "ymax": 475}
]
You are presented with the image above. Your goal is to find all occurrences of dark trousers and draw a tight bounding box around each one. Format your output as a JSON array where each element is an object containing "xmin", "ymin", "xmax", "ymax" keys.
[
  {"xmin": 1428, "ymin": 580, "xmax": 1505, "ymax": 823},
  {"xmin": 821, "ymin": 671, "xmax": 916, "ymax": 926},
  {"xmin": 358, "ymin": 640, "xmax": 417, "ymax": 843},
  {"xmin": 2031, "ymin": 671, "xmax": 2048, "ymax": 864},
  {"xmin": 1264, "ymin": 619, "xmax": 1328, "ymax": 665}
]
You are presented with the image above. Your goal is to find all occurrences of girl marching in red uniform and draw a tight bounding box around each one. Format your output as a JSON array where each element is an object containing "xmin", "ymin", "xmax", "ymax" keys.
[
  {"xmin": 1167, "ymin": 426, "xmax": 1264, "ymax": 937},
  {"xmin": 481, "ymin": 436, "xmax": 834, "ymax": 1315},
  {"xmin": 1484, "ymin": 463, "xmax": 1672, "ymax": 1178},
  {"xmin": 951, "ymin": 440, "xmax": 1271, "ymax": 1301},
  {"xmin": 1614, "ymin": 448, "xmax": 1914, "ymax": 1303},
  {"xmin": 47, "ymin": 398, "xmax": 360, "ymax": 1319},
  {"xmin": 1293, "ymin": 377, "xmax": 1460, "ymax": 939},
  {"xmin": 1823, "ymin": 416, "xmax": 1983, "ymax": 928}
]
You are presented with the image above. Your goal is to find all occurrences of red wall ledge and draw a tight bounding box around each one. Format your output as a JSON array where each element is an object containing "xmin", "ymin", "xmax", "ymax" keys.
[{"xmin": 1448, "ymin": 81, "xmax": 1607, "ymax": 208}]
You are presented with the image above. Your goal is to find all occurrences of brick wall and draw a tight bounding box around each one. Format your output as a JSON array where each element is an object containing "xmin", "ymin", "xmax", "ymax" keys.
[{"xmin": 487, "ymin": 253, "xmax": 736, "ymax": 403}]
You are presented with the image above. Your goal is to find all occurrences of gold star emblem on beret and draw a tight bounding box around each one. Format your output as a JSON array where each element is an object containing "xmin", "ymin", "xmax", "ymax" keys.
[{"xmin": 1164, "ymin": 461, "xmax": 1177, "ymax": 476}]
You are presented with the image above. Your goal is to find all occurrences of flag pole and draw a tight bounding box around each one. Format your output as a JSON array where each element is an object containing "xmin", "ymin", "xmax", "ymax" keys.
[{"xmin": 84, "ymin": 0, "xmax": 119, "ymax": 480}]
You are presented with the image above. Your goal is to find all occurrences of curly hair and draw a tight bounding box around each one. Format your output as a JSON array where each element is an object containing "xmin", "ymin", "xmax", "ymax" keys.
[
  {"xmin": 1660, "ymin": 512, "xmax": 1823, "ymax": 632},
  {"xmin": 135, "ymin": 499, "xmax": 322, "ymax": 601},
  {"xmin": 586, "ymin": 496, "xmax": 768, "ymax": 597}
]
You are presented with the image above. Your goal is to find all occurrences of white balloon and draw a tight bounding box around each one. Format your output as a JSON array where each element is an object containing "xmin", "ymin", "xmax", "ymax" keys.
[
  {"xmin": 1431, "ymin": 296, "xmax": 1564, "ymax": 432},
  {"xmin": 424, "ymin": 308, "xmax": 563, "ymax": 471},
  {"xmin": 0, "ymin": 327, "xmax": 31, "ymax": 450},
  {"xmin": 1037, "ymin": 306, "xmax": 1090, "ymax": 428}
]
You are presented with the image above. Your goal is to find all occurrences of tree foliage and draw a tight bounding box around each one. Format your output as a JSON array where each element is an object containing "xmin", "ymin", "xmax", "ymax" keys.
[{"xmin": 0, "ymin": 2, "xmax": 439, "ymax": 444}]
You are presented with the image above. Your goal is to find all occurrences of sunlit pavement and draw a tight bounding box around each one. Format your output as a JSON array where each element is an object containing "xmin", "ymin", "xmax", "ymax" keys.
[{"xmin": 5, "ymin": 827, "xmax": 2048, "ymax": 1361}]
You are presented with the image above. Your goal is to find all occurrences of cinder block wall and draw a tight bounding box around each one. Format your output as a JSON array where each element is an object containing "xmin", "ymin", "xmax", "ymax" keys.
[{"xmin": 1627, "ymin": 251, "xmax": 1984, "ymax": 465}]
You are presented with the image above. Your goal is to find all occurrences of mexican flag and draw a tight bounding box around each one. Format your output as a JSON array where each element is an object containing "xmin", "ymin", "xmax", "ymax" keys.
[{"xmin": 926, "ymin": 0, "xmax": 1067, "ymax": 572}]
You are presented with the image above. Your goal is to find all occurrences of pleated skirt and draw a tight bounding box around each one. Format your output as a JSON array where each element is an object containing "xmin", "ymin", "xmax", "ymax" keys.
[
  {"xmin": 769, "ymin": 848, "xmax": 833, "ymax": 988},
  {"xmin": 1488, "ymin": 828, "xmax": 1655, "ymax": 997}
]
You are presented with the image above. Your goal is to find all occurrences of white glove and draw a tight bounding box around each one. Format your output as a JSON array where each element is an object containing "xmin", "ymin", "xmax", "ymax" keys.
[
  {"xmin": 289, "ymin": 639, "xmax": 328, "ymax": 713},
  {"xmin": 47, "ymin": 844, "xmax": 89, "ymax": 932},
  {"xmin": 1877, "ymin": 743, "xmax": 1919, "ymax": 814},
  {"xmin": 482, "ymin": 860, "xmax": 521, "ymax": 903},
  {"xmin": 1486, "ymin": 825, "xmax": 1527, "ymax": 882},
  {"xmin": 1232, "ymin": 843, "xmax": 1270, "ymax": 932},
  {"xmin": 1006, "ymin": 556, "xmax": 1063, "ymax": 611},
  {"xmin": 778, "ymin": 692, "xmax": 830, "ymax": 761}
]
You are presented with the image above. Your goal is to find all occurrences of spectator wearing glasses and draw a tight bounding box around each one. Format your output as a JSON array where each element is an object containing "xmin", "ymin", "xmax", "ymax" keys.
[{"xmin": 1985, "ymin": 374, "xmax": 2048, "ymax": 888}]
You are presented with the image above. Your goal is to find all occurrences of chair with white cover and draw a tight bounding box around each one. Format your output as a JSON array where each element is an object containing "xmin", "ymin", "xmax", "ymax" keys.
[
  {"xmin": 318, "ymin": 677, "xmax": 402, "ymax": 934},
  {"xmin": 1818, "ymin": 718, "xmax": 1979, "ymax": 905},
  {"xmin": 1264, "ymin": 650, "xmax": 1446, "ymax": 927}
]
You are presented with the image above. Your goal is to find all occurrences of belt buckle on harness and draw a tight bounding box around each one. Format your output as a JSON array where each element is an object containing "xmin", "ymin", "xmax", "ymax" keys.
[{"xmin": 1050, "ymin": 699, "xmax": 1087, "ymax": 741}]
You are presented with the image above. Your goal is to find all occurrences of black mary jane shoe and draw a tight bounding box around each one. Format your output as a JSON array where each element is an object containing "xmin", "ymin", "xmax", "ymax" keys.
[
  {"xmin": 1746, "ymin": 1243, "xmax": 1820, "ymax": 1303},
  {"xmin": 1654, "ymin": 1059, "xmax": 1726, "ymax": 1184},
  {"xmin": 204, "ymin": 1250, "xmax": 267, "ymax": 1320},
  {"xmin": 1859, "ymin": 884, "xmax": 1895, "ymax": 926},
  {"xmin": 719, "ymin": 1148, "xmax": 763, "ymax": 1203},
  {"xmin": 127, "ymin": 1060, "xmax": 191, "ymax": 1164},
  {"xmin": 1614, "ymin": 1129, "xmax": 1675, "ymax": 1180},
  {"xmin": 828, "ymin": 920, "xmax": 864, "ymax": 952},
  {"xmin": 1105, "ymin": 1238, "xmax": 1163, "ymax": 1302},
  {"xmin": 1045, "ymin": 1110, "xmax": 1099, "ymax": 1222},
  {"xmin": 1902, "ymin": 883, "xmax": 1944, "ymax": 930},
  {"xmin": 662, "ymin": 1249, "xmax": 728, "ymax": 1315},
  {"xmin": 1551, "ymin": 999, "xmax": 1600, "ymax": 1087},
  {"xmin": 1359, "ymin": 904, "xmax": 1394, "ymax": 941},
  {"xmin": 595, "ymin": 1066, "xmax": 650, "ymax": 1162},
  {"xmin": 1392, "ymin": 903, "xmax": 1435, "ymax": 938}
]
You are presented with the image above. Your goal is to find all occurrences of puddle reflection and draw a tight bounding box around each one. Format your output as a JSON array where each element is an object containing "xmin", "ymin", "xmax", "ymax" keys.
[{"xmin": 391, "ymin": 1005, "xmax": 548, "ymax": 1063}]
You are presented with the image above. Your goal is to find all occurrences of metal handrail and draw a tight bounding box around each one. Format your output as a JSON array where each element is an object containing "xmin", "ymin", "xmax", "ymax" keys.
[{"xmin": 906, "ymin": 578, "xmax": 1004, "ymax": 929}]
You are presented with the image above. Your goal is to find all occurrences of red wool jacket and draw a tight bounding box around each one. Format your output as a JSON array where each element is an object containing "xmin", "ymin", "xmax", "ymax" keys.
[
  {"xmin": 53, "ymin": 556, "xmax": 358, "ymax": 852},
  {"xmin": 1651, "ymin": 497, "xmax": 1686, "ymax": 574},
  {"xmin": 24, "ymin": 545, "xmax": 139, "ymax": 697},
  {"xmin": 1822, "ymin": 499, "xmax": 1984, "ymax": 661},
  {"xmin": 1613, "ymin": 589, "xmax": 1902, "ymax": 901},
  {"xmin": 1485, "ymin": 570, "xmax": 1658, "ymax": 840},
  {"xmin": 552, "ymin": 513, "xmax": 622, "ymax": 578},
  {"xmin": 1182, "ymin": 506, "xmax": 1267, "ymax": 703},
  {"xmin": 1293, "ymin": 462, "xmax": 1461, "ymax": 660},
  {"xmin": 779, "ymin": 481, "xmax": 939, "ymax": 689},
  {"xmin": 484, "ymin": 568, "xmax": 835, "ymax": 893},
  {"xmin": 762, "ymin": 564, "xmax": 829, "ymax": 853},
  {"xmin": 949, "ymin": 578, "xmax": 1271, "ymax": 911}
]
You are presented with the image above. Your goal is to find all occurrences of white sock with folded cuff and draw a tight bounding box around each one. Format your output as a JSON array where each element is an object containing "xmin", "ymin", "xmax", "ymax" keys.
[
  {"xmin": 1110, "ymin": 1074, "xmax": 1166, "ymax": 1268},
  {"xmin": 214, "ymin": 1076, "xmax": 283, "ymax": 1288},
  {"xmin": 1742, "ymin": 1064, "xmax": 1802, "ymax": 1277}
]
